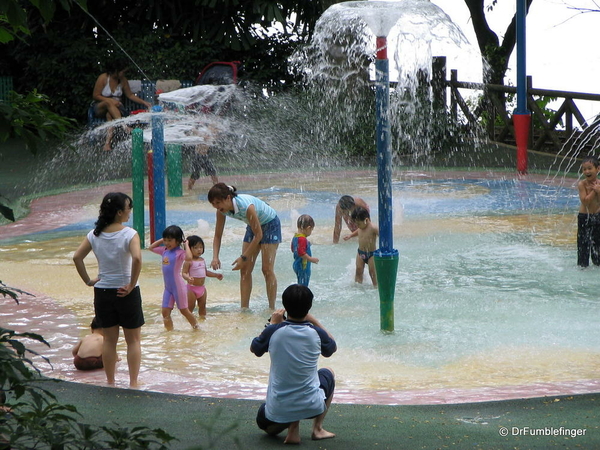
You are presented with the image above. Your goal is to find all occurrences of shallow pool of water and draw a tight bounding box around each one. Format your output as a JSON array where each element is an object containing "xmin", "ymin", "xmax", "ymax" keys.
[{"xmin": 2, "ymin": 171, "xmax": 597, "ymax": 404}]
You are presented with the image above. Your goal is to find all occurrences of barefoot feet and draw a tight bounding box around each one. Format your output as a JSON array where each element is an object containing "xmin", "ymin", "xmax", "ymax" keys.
[
  {"xmin": 312, "ymin": 428, "xmax": 335, "ymax": 441},
  {"xmin": 284, "ymin": 422, "xmax": 301, "ymax": 445}
]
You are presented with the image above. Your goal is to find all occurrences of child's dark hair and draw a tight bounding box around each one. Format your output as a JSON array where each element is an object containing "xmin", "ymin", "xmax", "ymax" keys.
[
  {"xmin": 338, "ymin": 195, "xmax": 355, "ymax": 211},
  {"xmin": 208, "ymin": 183, "xmax": 237, "ymax": 202},
  {"xmin": 162, "ymin": 225, "xmax": 184, "ymax": 246},
  {"xmin": 187, "ymin": 235, "xmax": 205, "ymax": 250},
  {"xmin": 297, "ymin": 214, "xmax": 315, "ymax": 229},
  {"xmin": 94, "ymin": 192, "xmax": 132, "ymax": 236},
  {"xmin": 282, "ymin": 284, "xmax": 313, "ymax": 319},
  {"xmin": 90, "ymin": 317, "xmax": 101, "ymax": 330},
  {"xmin": 582, "ymin": 155, "xmax": 600, "ymax": 167},
  {"xmin": 351, "ymin": 206, "xmax": 370, "ymax": 222}
]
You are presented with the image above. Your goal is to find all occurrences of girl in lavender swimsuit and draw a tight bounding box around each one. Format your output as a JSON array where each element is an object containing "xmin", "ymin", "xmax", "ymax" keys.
[{"xmin": 149, "ymin": 225, "xmax": 200, "ymax": 331}]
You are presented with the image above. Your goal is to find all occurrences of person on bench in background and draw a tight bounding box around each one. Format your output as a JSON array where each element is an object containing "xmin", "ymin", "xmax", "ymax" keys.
[{"xmin": 92, "ymin": 58, "xmax": 152, "ymax": 151}]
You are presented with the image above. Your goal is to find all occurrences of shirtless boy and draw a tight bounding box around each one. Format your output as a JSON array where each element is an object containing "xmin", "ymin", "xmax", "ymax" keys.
[
  {"xmin": 72, "ymin": 318, "xmax": 104, "ymax": 371},
  {"xmin": 350, "ymin": 206, "xmax": 379, "ymax": 287},
  {"xmin": 577, "ymin": 155, "xmax": 600, "ymax": 267}
]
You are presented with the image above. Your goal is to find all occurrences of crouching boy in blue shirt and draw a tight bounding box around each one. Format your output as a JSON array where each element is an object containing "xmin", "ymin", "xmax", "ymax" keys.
[{"xmin": 250, "ymin": 284, "xmax": 337, "ymax": 444}]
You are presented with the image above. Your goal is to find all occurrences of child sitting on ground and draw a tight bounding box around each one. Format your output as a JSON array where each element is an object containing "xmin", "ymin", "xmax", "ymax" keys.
[
  {"xmin": 291, "ymin": 214, "xmax": 319, "ymax": 286},
  {"xmin": 72, "ymin": 318, "xmax": 104, "ymax": 371},
  {"xmin": 182, "ymin": 235, "xmax": 223, "ymax": 319},
  {"xmin": 350, "ymin": 207, "xmax": 379, "ymax": 287},
  {"xmin": 149, "ymin": 225, "xmax": 200, "ymax": 331}
]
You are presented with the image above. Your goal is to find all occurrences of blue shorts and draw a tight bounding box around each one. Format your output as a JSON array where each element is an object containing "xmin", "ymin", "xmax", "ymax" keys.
[
  {"xmin": 256, "ymin": 368, "xmax": 335, "ymax": 430},
  {"xmin": 358, "ymin": 248, "xmax": 374, "ymax": 263},
  {"xmin": 243, "ymin": 216, "xmax": 281, "ymax": 245}
]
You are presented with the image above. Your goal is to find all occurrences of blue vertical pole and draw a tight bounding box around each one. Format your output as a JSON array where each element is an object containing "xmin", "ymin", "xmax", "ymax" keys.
[
  {"xmin": 514, "ymin": 0, "xmax": 531, "ymax": 174},
  {"xmin": 374, "ymin": 36, "xmax": 399, "ymax": 333},
  {"xmin": 375, "ymin": 57, "xmax": 393, "ymax": 250},
  {"xmin": 515, "ymin": 0, "xmax": 527, "ymax": 114},
  {"xmin": 151, "ymin": 105, "xmax": 166, "ymax": 242}
]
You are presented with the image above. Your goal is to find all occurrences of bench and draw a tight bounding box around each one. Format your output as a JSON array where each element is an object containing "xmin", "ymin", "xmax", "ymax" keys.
[{"xmin": 87, "ymin": 79, "xmax": 193, "ymax": 128}]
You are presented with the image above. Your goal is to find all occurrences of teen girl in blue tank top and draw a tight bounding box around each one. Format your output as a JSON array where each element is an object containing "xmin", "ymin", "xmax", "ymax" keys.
[{"xmin": 208, "ymin": 183, "xmax": 281, "ymax": 309}]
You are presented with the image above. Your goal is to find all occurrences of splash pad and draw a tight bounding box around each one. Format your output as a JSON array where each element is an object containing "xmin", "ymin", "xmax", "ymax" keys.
[
  {"xmin": 2, "ymin": 168, "xmax": 599, "ymax": 405},
  {"xmin": 2, "ymin": 0, "xmax": 599, "ymax": 406}
]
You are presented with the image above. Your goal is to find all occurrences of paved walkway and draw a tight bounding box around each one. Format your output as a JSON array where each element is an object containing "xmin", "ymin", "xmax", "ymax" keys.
[{"xmin": 46, "ymin": 380, "xmax": 600, "ymax": 449}]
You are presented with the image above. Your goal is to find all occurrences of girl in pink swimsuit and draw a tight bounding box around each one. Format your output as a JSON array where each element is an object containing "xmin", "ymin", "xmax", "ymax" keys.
[{"xmin": 183, "ymin": 235, "xmax": 223, "ymax": 319}]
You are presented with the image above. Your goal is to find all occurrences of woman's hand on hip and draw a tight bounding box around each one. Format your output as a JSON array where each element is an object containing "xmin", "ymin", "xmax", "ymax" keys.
[{"xmin": 117, "ymin": 284, "xmax": 134, "ymax": 297}]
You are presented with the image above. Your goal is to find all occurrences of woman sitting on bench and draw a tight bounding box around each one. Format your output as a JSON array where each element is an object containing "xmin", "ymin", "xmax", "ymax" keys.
[{"xmin": 92, "ymin": 58, "xmax": 152, "ymax": 151}]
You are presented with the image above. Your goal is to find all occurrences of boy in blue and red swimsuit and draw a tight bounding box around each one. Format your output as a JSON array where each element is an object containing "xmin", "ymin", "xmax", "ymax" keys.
[{"xmin": 291, "ymin": 215, "xmax": 319, "ymax": 286}]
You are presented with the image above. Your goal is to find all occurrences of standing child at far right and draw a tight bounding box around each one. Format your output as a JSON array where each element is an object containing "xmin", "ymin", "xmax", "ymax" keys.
[
  {"xmin": 291, "ymin": 214, "xmax": 319, "ymax": 286},
  {"xmin": 577, "ymin": 155, "xmax": 600, "ymax": 267},
  {"xmin": 350, "ymin": 207, "xmax": 379, "ymax": 287}
]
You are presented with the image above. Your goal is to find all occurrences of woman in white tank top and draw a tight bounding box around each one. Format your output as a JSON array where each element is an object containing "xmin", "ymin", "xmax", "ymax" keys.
[{"xmin": 73, "ymin": 192, "xmax": 144, "ymax": 387}]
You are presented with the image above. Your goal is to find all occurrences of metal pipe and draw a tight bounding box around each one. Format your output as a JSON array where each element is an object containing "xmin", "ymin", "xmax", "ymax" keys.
[
  {"xmin": 151, "ymin": 106, "xmax": 166, "ymax": 241},
  {"xmin": 374, "ymin": 36, "xmax": 399, "ymax": 333}
]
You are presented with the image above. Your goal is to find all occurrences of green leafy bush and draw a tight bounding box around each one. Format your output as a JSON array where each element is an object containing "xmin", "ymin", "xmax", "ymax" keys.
[
  {"xmin": 0, "ymin": 90, "xmax": 76, "ymax": 153},
  {"xmin": 0, "ymin": 326, "xmax": 176, "ymax": 449}
]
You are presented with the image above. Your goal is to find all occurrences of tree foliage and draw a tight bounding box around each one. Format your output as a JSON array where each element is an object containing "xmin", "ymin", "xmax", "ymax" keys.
[
  {"xmin": 464, "ymin": 0, "xmax": 534, "ymax": 86},
  {"xmin": 0, "ymin": 0, "xmax": 87, "ymax": 43},
  {"xmin": 1, "ymin": 1, "xmax": 540, "ymax": 124},
  {"xmin": 0, "ymin": 0, "xmax": 334, "ymax": 123},
  {"xmin": 0, "ymin": 90, "xmax": 76, "ymax": 152}
]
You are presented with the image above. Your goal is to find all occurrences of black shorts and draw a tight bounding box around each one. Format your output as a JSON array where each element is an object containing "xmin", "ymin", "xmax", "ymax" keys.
[
  {"xmin": 256, "ymin": 368, "xmax": 335, "ymax": 430},
  {"xmin": 94, "ymin": 286, "xmax": 145, "ymax": 329}
]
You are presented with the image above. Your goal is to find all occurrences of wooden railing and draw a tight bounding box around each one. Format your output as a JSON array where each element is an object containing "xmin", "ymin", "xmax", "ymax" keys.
[{"xmin": 432, "ymin": 57, "xmax": 600, "ymax": 154}]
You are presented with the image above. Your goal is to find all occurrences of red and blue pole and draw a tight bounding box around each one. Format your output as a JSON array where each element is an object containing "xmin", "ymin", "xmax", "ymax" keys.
[{"xmin": 514, "ymin": 0, "xmax": 531, "ymax": 174}]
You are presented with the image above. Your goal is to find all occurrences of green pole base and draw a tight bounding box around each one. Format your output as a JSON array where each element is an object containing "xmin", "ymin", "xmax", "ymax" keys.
[
  {"xmin": 374, "ymin": 249, "xmax": 399, "ymax": 333},
  {"xmin": 166, "ymin": 144, "xmax": 183, "ymax": 197},
  {"xmin": 131, "ymin": 129, "xmax": 145, "ymax": 248}
]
